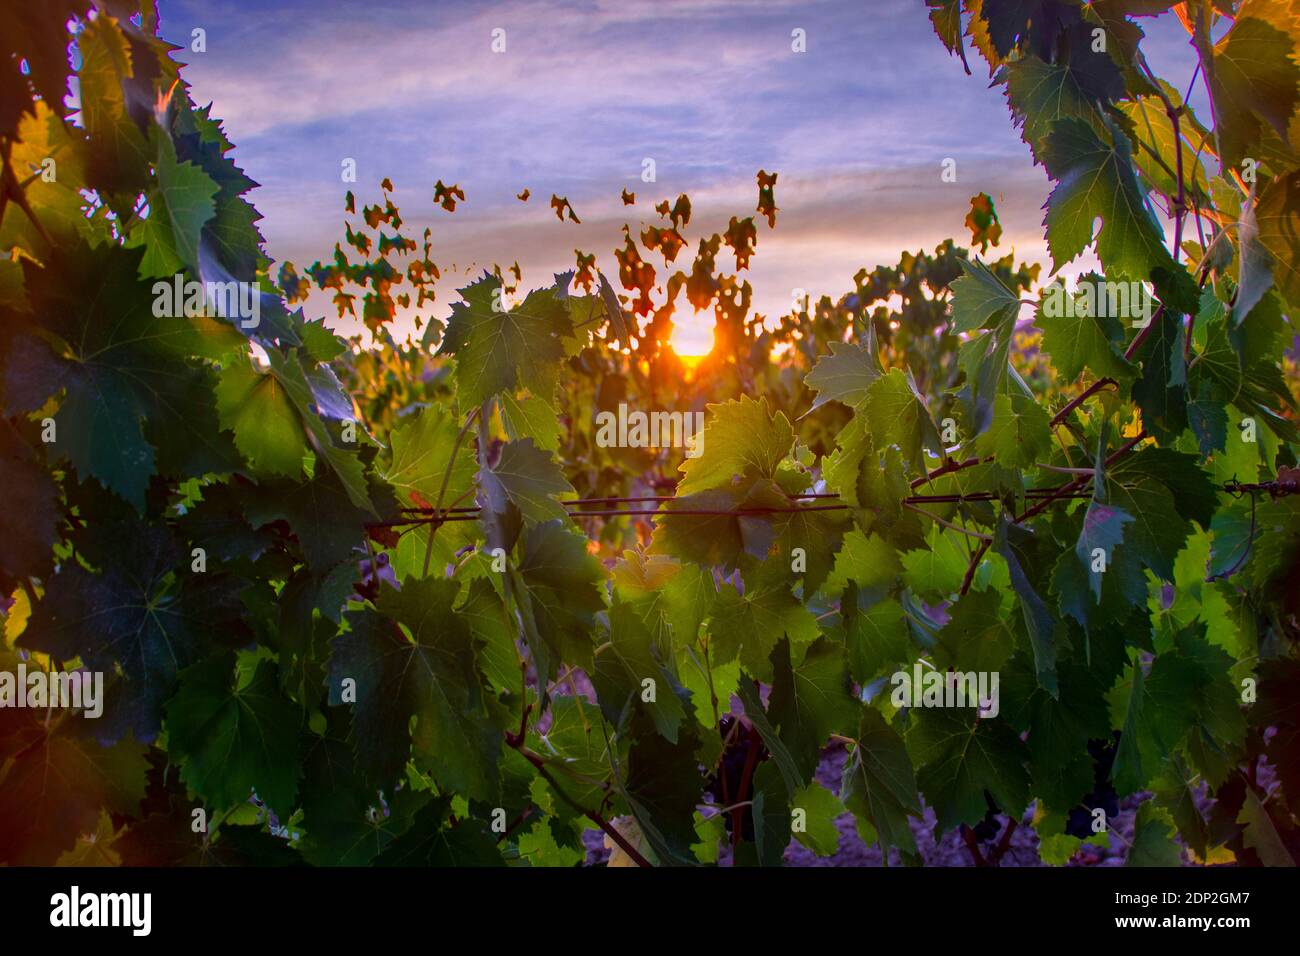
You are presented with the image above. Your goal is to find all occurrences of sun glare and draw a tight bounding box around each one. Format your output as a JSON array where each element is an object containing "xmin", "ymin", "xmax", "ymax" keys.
[{"xmin": 670, "ymin": 310, "xmax": 715, "ymax": 360}]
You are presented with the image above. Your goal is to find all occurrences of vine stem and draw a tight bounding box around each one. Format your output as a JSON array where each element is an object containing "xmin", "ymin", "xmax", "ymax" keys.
[
  {"xmin": 958, "ymin": 539, "xmax": 991, "ymax": 597},
  {"xmin": 958, "ymin": 430, "xmax": 1149, "ymax": 594},
  {"xmin": 731, "ymin": 719, "xmax": 762, "ymax": 858},
  {"xmin": 499, "ymin": 660, "xmax": 653, "ymax": 868},
  {"xmin": 910, "ymin": 455, "xmax": 988, "ymax": 490},
  {"xmin": 960, "ymin": 825, "xmax": 988, "ymax": 867},
  {"xmin": 1123, "ymin": 306, "xmax": 1164, "ymax": 360},
  {"xmin": 909, "ymin": 377, "xmax": 1119, "ymax": 492},
  {"xmin": 990, "ymin": 818, "xmax": 1019, "ymax": 865},
  {"xmin": 904, "ymin": 502, "xmax": 993, "ymax": 541},
  {"xmin": 1050, "ymin": 377, "xmax": 1117, "ymax": 427}
]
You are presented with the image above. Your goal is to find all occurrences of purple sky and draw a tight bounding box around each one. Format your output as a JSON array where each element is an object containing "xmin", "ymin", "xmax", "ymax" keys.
[{"xmin": 158, "ymin": 0, "xmax": 1207, "ymax": 348}]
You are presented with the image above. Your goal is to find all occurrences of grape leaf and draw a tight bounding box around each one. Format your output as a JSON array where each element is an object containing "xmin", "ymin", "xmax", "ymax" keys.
[
  {"xmin": 165, "ymin": 653, "xmax": 303, "ymax": 819},
  {"xmin": 950, "ymin": 258, "xmax": 1020, "ymax": 333},
  {"xmin": 677, "ymin": 395, "xmax": 794, "ymax": 495},
  {"xmin": 863, "ymin": 368, "xmax": 943, "ymax": 469},
  {"xmin": 215, "ymin": 356, "xmax": 308, "ymax": 477},
  {"xmin": 710, "ymin": 581, "xmax": 820, "ymax": 680},
  {"xmin": 591, "ymin": 601, "xmax": 688, "ymax": 742},
  {"xmin": 0, "ymin": 689, "xmax": 148, "ymax": 865},
  {"xmin": 22, "ymin": 517, "xmax": 250, "ymax": 741},
  {"xmin": 327, "ymin": 577, "xmax": 501, "ymax": 800},
  {"xmin": 840, "ymin": 707, "xmax": 923, "ymax": 855},
  {"xmin": 383, "ymin": 403, "xmax": 475, "ymax": 508},
  {"xmin": 1039, "ymin": 117, "xmax": 1174, "ymax": 279},
  {"xmin": 767, "ymin": 637, "xmax": 860, "ymax": 783},
  {"xmin": 478, "ymin": 438, "xmax": 574, "ymax": 524},
  {"xmin": 907, "ymin": 705, "xmax": 1031, "ymax": 832},
  {"xmin": 804, "ymin": 341, "xmax": 879, "ymax": 411},
  {"xmin": 976, "ymin": 392, "xmax": 1053, "ymax": 469},
  {"xmin": 438, "ymin": 275, "xmax": 572, "ymax": 408}
]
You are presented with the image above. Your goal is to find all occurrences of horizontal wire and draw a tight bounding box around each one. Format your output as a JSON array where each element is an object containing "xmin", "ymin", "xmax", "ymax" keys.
[{"xmin": 369, "ymin": 478, "xmax": 1289, "ymax": 529}]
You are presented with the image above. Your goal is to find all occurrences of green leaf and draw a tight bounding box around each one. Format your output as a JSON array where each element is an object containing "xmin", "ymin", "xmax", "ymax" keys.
[
  {"xmin": 1131, "ymin": 307, "xmax": 1189, "ymax": 445},
  {"xmin": 1076, "ymin": 501, "xmax": 1135, "ymax": 602},
  {"xmin": 2, "ymin": 242, "xmax": 206, "ymax": 508},
  {"xmin": 327, "ymin": 578, "xmax": 501, "ymax": 799},
  {"xmin": 768, "ymin": 637, "xmax": 861, "ymax": 782},
  {"xmin": 22, "ymin": 516, "xmax": 250, "ymax": 741},
  {"xmin": 1127, "ymin": 803, "xmax": 1182, "ymax": 866},
  {"xmin": 993, "ymin": 516, "xmax": 1059, "ymax": 697},
  {"xmin": 383, "ymin": 403, "xmax": 475, "ymax": 508},
  {"xmin": 479, "ymin": 438, "xmax": 574, "ymax": 525},
  {"xmin": 591, "ymin": 601, "xmax": 688, "ymax": 742},
  {"xmin": 512, "ymin": 519, "xmax": 607, "ymax": 682},
  {"xmin": 437, "ymin": 275, "xmax": 573, "ymax": 408},
  {"xmin": 804, "ymin": 341, "xmax": 879, "ymax": 411},
  {"xmin": 500, "ymin": 392, "xmax": 562, "ymax": 452},
  {"xmin": 1197, "ymin": 1, "xmax": 1300, "ymax": 172},
  {"xmin": 650, "ymin": 479, "xmax": 788, "ymax": 574},
  {"xmin": 517, "ymin": 818, "xmax": 584, "ymax": 867},
  {"xmin": 863, "ymin": 368, "xmax": 942, "ymax": 469},
  {"xmin": 676, "ymin": 395, "xmax": 794, "ymax": 495},
  {"xmin": 839, "ymin": 593, "xmax": 914, "ymax": 684},
  {"xmin": 934, "ymin": 588, "xmax": 1016, "ymax": 673},
  {"xmin": 1112, "ymin": 624, "xmax": 1246, "ymax": 793},
  {"xmin": 244, "ymin": 468, "xmax": 376, "ymax": 573},
  {"xmin": 1003, "ymin": 656, "xmax": 1111, "ymax": 813},
  {"xmin": 75, "ymin": 15, "xmax": 150, "ymax": 196},
  {"xmin": 791, "ymin": 781, "xmax": 845, "ymax": 856},
  {"xmin": 907, "ymin": 706, "xmax": 1031, "ymax": 832},
  {"xmin": 612, "ymin": 551, "xmax": 715, "ymax": 651},
  {"xmin": 1119, "ymin": 87, "xmax": 1211, "ymax": 200},
  {"xmin": 165, "ymin": 653, "xmax": 302, "ymax": 819},
  {"xmin": 826, "ymin": 528, "xmax": 902, "ymax": 593},
  {"xmin": 299, "ymin": 716, "xmax": 430, "ymax": 866},
  {"xmin": 1237, "ymin": 787, "xmax": 1297, "ymax": 867},
  {"xmin": 1256, "ymin": 170, "xmax": 1300, "ymax": 310},
  {"xmin": 709, "ymin": 582, "xmax": 820, "ymax": 681},
  {"xmin": 736, "ymin": 676, "xmax": 804, "ymax": 798},
  {"xmin": 1039, "ymin": 118, "xmax": 1174, "ymax": 279},
  {"xmin": 215, "ymin": 356, "xmax": 307, "ymax": 477},
  {"xmin": 372, "ymin": 797, "xmax": 502, "ymax": 866},
  {"xmin": 839, "ymin": 707, "xmax": 923, "ymax": 855},
  {"xmin": 262, "ymin": 348, "xmax": 375, "ymax": 515},
  {"xmin": 976, "ymin": 392, "xmax": 1052, "ymax": 469},
  {"xmin": 901, "ymin": 527, "xmax": 970, "ymax": 601},
  {"xmin": 621, "ymin": 710, "xmax": 705, "ymax": 866},
  {"xmin": 135, "ymin": 131, "xmax": 219, "ymax": 278},
  {"xmin": 1005, "ymin": 55, "xmax": 1099, "ymax": 155},
  {"xmin": 950, "ymin": 258, "xmax": 1021, "ymax": 333},
  {"xmin": 1037, "ymin": 287, "xmax": 1134, "ymax": 381}
]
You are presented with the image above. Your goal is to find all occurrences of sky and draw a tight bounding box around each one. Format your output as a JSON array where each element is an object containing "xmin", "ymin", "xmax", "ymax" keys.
[{"xmin": 156, "ymin": 0, "xmax": 1208, "ymax": 349}]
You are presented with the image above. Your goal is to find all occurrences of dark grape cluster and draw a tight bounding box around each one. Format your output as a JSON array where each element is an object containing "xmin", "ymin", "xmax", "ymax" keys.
[
  {"xmin": 704, "ymin": 715, "xmax": 768, "ymax": 841},
  {"xmin": 971, "ymin": 791, "xmax": 1001, "ymax": 842},
  {"xmin": 1065, "ymin": 735, "xmax": 1122, "ymax": 839}
]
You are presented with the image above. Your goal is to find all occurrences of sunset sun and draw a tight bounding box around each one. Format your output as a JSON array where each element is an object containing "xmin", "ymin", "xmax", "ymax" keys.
[{"xmin": 669, "ymin": 310, "xmax": 715, "ymax": 360}]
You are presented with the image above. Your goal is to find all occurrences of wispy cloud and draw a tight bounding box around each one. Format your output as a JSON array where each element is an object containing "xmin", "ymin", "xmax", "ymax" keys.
[{"xmin": 157, "ymin": 0, "xmax": 1203, "ymax": 338}]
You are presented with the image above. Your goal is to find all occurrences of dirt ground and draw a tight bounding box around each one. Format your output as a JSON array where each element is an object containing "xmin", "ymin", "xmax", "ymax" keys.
[{"xmin": 581, "ymin": 741, "xmax": 1209, "ymax": 867}]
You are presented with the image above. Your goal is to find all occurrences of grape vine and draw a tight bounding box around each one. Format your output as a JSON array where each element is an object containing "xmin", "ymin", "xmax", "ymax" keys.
[{"xmin": 1, "ymin": 0, "xmax": 1298, "ymax": 869}]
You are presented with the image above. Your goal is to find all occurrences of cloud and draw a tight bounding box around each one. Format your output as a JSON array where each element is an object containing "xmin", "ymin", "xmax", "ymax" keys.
[{"xmin": 157, "ymin": 0, "xmax": 1202, "ymax": 340}]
